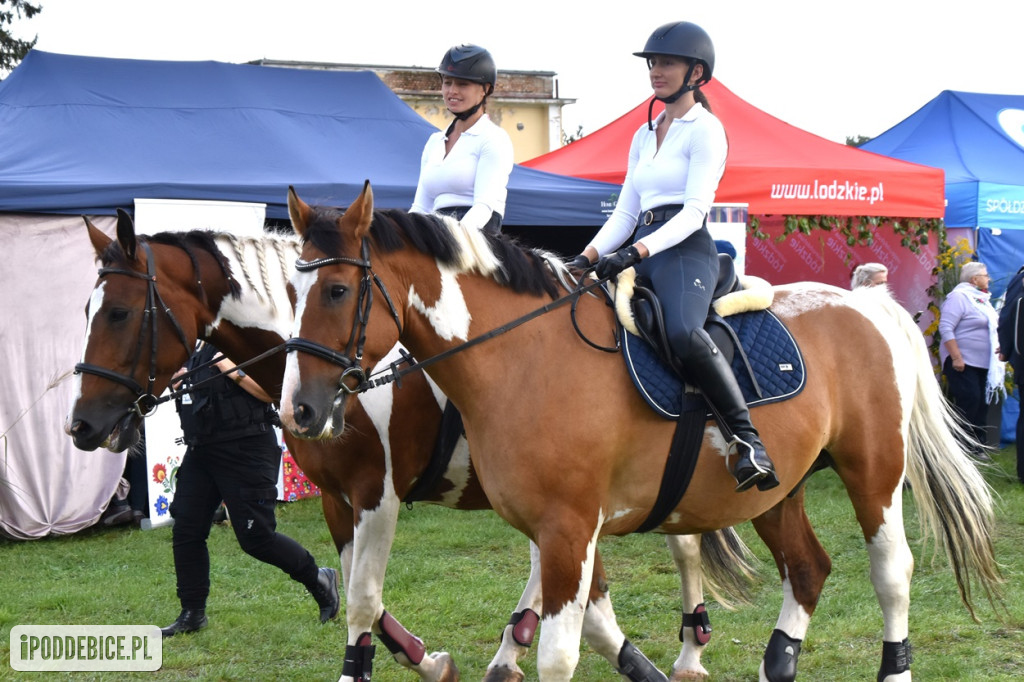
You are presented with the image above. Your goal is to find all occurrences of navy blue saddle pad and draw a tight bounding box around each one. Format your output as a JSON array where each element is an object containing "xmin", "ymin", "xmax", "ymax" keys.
[{"xmin": 623, "ymin": 309, "xmax": 805, "ymax": 420}]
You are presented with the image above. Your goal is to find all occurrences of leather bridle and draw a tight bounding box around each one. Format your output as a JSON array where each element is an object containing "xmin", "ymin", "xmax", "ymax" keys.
[
  {"xmin": 284, "ymin": 238, "xmax": 403, "ymax": 395},
  {"xmin": 74, "ymin": 241, "xmax": 194, "ymax": 418},
  {"xmin": 284, "ymin": 237, "xmax": 619, "ymax": 403}
]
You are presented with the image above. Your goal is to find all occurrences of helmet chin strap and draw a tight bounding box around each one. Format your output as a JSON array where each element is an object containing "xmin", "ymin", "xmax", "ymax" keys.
[
  {"xmin": 647, "ymin": 63, "xmax": 698, "ymax": 130},
  {"xmin": 452, "ymin": 100, "xmax": 484, "ymax": 121},
  {"xmin": 449, "ymin": 84, "xmax": 492, "ymax": 122}
]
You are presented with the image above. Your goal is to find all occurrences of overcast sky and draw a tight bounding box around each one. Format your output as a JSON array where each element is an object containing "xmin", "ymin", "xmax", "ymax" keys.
[{"xmin": 14, "ymin": 0, "xmax": 1024, "ymax": 144}]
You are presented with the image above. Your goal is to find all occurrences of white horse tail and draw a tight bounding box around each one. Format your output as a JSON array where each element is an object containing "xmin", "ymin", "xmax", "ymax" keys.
[
  {"xmin": 698, "ymin": 527, "xmax": 759, "ymax": 609},
  {"xmin": 880, "ymin": 292, "xmax": 1004, "ymax": 621}
]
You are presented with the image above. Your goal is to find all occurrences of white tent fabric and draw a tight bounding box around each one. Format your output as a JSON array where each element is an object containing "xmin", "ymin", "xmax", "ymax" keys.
[{"xmin": 0, "ymin": 214, "xmax": 126, "ymax": 539}]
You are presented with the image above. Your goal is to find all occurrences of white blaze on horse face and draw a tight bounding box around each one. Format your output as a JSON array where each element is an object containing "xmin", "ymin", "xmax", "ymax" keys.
[
  {"xmin": 69, "ymin": 281, "xmax": 108, "ymax": 408},
  {"xmin": 408, "ymin": 264, "xmax": 472, "ymax": 342},
  {"xmin": 280, "ymin": 268, "xmax": 318, "ymax": 418}
]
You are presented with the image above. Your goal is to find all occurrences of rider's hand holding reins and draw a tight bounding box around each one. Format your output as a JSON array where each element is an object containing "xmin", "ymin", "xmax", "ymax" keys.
[
  {"xmin": 566, "ymin": 254, "xmax": 592, "ymax": 270},
  {"xmin": 595, "ymin": 245, "xmax": 642, "ymax": 279}
]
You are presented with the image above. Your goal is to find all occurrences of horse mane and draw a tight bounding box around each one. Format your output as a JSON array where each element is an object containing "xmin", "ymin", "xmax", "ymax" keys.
[
  {"xmin": 302, "ymin": 205, "xmax": 562, "ymax": 299},
  {"xmin": 147, "ymin": 230, "xmax": 243, "ymax": 300}
]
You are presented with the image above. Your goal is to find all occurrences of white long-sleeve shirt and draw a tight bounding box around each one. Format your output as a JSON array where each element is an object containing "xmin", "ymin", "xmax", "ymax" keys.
[
  {"xmin": 410, "ymin": 114, "xmax": 514, "ymax": 232},
  {"xmin": 588, "ymin": 103, "xmax": 727, "ymax": 257}
]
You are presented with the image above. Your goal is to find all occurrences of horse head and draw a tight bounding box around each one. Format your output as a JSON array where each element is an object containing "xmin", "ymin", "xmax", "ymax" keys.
[
  {"xmin": 281, "ymin": 182, "xmax": 404, "ymax": 439},
  {"xmin": 66, "ymin": 210, "xmax": 203, "ymax": 452}
]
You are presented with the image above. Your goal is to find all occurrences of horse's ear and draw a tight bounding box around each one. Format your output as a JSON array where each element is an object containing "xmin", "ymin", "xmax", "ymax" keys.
[
  {"xmin": 115, "ymin": 208, "xmax": 137, "ymax": 261},
  {"xmin": 84, "ymin": 216, "xmax": 113, "ymax": 257},
  {"xmin": 288, "ymin": 185, "xmax": 315, "ymax": 239},
  {"xmin": 341, "ymin": 180, "xmax": 374, "ymax": 241}
]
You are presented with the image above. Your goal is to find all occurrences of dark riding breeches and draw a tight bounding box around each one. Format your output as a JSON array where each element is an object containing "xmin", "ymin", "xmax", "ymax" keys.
[{"xmin": 634, "ymin": 223, "xmax": 718, "ymax": 361}]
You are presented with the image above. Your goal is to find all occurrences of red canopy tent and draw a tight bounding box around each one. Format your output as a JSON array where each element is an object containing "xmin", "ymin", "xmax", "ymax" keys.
[
  {"xmin": 524, "ymin": 79, "xmax": 945, "ymax": 218},
  {"xmin": 524, "ymin": 79, "xmax": 945, "ymax": 317}
]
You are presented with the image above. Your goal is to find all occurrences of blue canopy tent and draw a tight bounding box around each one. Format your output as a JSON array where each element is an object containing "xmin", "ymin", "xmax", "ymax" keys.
[
  {"xmin": 0, "ymin": 50, "xmax": 618, "ymax": 226},
  {"xmin": 861, "ymin": 90, "xmax": 1024, "ymax": 297},
  {"xmin": 861, "ymin": 90, "xmax": 1024, "ymax": 442}
]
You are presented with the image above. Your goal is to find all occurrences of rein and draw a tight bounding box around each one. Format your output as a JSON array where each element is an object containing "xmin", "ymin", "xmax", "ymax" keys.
[
  {"xmin": 285, "ymin": 238, "xmax": 619, "ymax": 396},
  {"xmin": 155, "ymin": 343, "xmax": 287, "ymax": 406},
  {"xmin": 364, "ymin": 272, "xmax": 617, "ymax": 390}
]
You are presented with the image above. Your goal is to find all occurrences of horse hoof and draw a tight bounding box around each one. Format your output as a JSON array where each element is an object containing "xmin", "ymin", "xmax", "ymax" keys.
[
  {"xmin": 482, "ymin": 665, "xmax": 525, "ymax": 682},
  {"xmin": 670, "ymin": 669, "xmax": 709, "ymax": 682},
  {"xmin": 430, "ymin": 652, "xmax": 460, "ymax": 682}
]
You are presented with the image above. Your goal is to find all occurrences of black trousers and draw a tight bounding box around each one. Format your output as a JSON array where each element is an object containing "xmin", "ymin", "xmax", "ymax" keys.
[
  {"xmin": 168, "ymin": 431, "xmax": 319, "ymax": 609},
  {"xmin": 942, "ymin": 357, "xmax": 989, "ymax": 452}
]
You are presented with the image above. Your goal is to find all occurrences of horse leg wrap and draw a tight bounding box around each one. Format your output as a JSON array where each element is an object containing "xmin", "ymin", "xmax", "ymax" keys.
[
  {"xmin": 763, "ymin": 628, "xmax": 802, "ymax": 682},
  {"xmin": 506, "ymin": 608, "xmax": 539, "ymax": 647},
  {"xmin": 679, "ymin": 602, "xmax": 712, "ymax": 646},
  {"xmin": 877, "ymin": 638, "xmax": 913, "ymax": 682},
  {"xmin": 342, "ymin": 633, "xmax": 375, "ymax": 682},
  {"xmin": 376, "ymin": 610, "xmax": 425, "ymax": 666},
  {"xmin": 617, "ymin": 639, "xmax": 669, "ymax": 682}
]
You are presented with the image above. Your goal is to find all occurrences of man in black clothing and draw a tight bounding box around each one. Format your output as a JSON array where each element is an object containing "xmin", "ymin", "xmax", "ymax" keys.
[
  {"xmin": 997, "ymin": 265, "xmax": 1024, "ymax": 485},
  {"xmin": 161, "ymin": 342, "xmax": 339, "ymax": 637}
]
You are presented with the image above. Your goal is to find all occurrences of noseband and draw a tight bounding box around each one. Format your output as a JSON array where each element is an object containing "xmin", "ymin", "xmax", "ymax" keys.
[
  {"xmin": 285, "ymin": 238, "xmax": 403, "ymax": 395},
  {"xmin": 74, "ymin": 241, "xmax": 194, "ymax": 418}
]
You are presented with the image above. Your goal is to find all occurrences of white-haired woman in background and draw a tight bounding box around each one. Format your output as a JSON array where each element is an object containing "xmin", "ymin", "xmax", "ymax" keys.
[
  {"xmin": 851, "ymin": 262, "xmax": 888, "ymax": 289},
  {"xmin": 939, "ymin": 260, "xmax": 1005, "ymax": 460}
]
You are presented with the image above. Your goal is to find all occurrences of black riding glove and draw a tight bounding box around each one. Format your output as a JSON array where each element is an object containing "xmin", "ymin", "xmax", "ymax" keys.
[
  {"xmin": 567, "ymin": 254, "xmax": 592, "ymax": 270},
  {"xmin": 595, "ymin": 245, "xmax": 642, "ymax": 279}
]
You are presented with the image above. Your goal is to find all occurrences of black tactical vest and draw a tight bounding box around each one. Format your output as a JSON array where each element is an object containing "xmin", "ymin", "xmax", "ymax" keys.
[{"xmin": 175, "ymin": 344, "xmax": 278, "ymax": 446}]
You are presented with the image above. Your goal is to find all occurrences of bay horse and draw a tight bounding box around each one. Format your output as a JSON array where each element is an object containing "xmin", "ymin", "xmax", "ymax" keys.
[
  {"xmin": 65, "ymin": 209, "xmax": 750, "ymax": 682},
  {"xmin": 281, "ymin": 183, "xmax": 1003, "ymax": 682}
]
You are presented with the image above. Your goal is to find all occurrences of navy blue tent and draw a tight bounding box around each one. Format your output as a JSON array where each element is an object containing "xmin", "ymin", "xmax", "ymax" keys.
[
  {"xmin": 860, "ymin": 90, "xmax": 1024, "ymax": 231},
  {"xmin": 0, "ymin": 51, "xmax": 618, "ymax": 226}
]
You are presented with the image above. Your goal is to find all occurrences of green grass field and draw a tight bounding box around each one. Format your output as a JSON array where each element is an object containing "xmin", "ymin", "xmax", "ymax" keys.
[{"xmin": 2, "ymin": 447, "xmax": 1023, "ymax": 681}]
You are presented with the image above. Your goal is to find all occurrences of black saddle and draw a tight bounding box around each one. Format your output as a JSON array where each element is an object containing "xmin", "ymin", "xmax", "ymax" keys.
[{"xmin": 630, "ymin": 253, "xmax": 745, "ymax": 381}]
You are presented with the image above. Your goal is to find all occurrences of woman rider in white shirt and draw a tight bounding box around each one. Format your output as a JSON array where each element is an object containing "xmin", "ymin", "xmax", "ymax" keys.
[
  {"xmin": 411, "ymin": 45, "xmax": 514, "ymax": 235},
  {"xmin": 571, "ymin": 22, "xmax": 779, "ymax": 493}
]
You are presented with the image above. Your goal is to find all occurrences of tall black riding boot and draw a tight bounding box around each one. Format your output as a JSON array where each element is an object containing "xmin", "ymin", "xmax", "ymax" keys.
[{"xmin": 687, "ymin": 329, "xmax": 780, "ymax": 492}]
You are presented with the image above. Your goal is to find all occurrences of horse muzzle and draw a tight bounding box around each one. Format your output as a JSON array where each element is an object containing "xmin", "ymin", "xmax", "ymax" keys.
[{"xmin": 66, "ymin": 408, "xmax": 141, "ymax": 452}]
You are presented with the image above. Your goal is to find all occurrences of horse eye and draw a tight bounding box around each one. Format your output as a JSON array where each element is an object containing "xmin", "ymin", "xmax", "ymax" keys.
[
  {"xmin": 108, "ymin": 308, "xmax": 130, "ymax": 323},
  {"xmin": 329, "ymin": 284, "xmax": 347, "ymax": 301}
]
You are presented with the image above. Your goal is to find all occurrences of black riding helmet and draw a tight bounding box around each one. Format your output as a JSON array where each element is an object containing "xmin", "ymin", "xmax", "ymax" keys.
[
  {"xmin": 635, "ymin": 21, "xmax": 715, "ymax": 128},
  {"xmin": 436, "ymin": 44, "xmax": 497, "ymax": 88},
  {"xmin": 436, "ymin": 44, "xmax": 496, "ymax": 122}
]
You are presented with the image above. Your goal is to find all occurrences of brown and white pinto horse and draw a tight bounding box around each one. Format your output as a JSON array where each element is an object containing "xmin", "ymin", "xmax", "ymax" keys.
[
  {"xmin": 64, "ymin": 210, "xmax": 746, "ymax": 682},
  {"xmin": 281, "ymin": 183, "xmax": 1003, "ymax": 682}
]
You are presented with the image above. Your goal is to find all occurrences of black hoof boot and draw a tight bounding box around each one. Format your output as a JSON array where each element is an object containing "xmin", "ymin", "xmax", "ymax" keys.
[
  {"xmin": 732, "ymin": 433, "xmax": 780, "ymax": 492},
  {"xmin": 161, "ymin": 608, "xmax": 207, "ymax": 638},
  {"xmin": 308, "ymin": 567, "xmax": 340, "ymax": 623}
]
